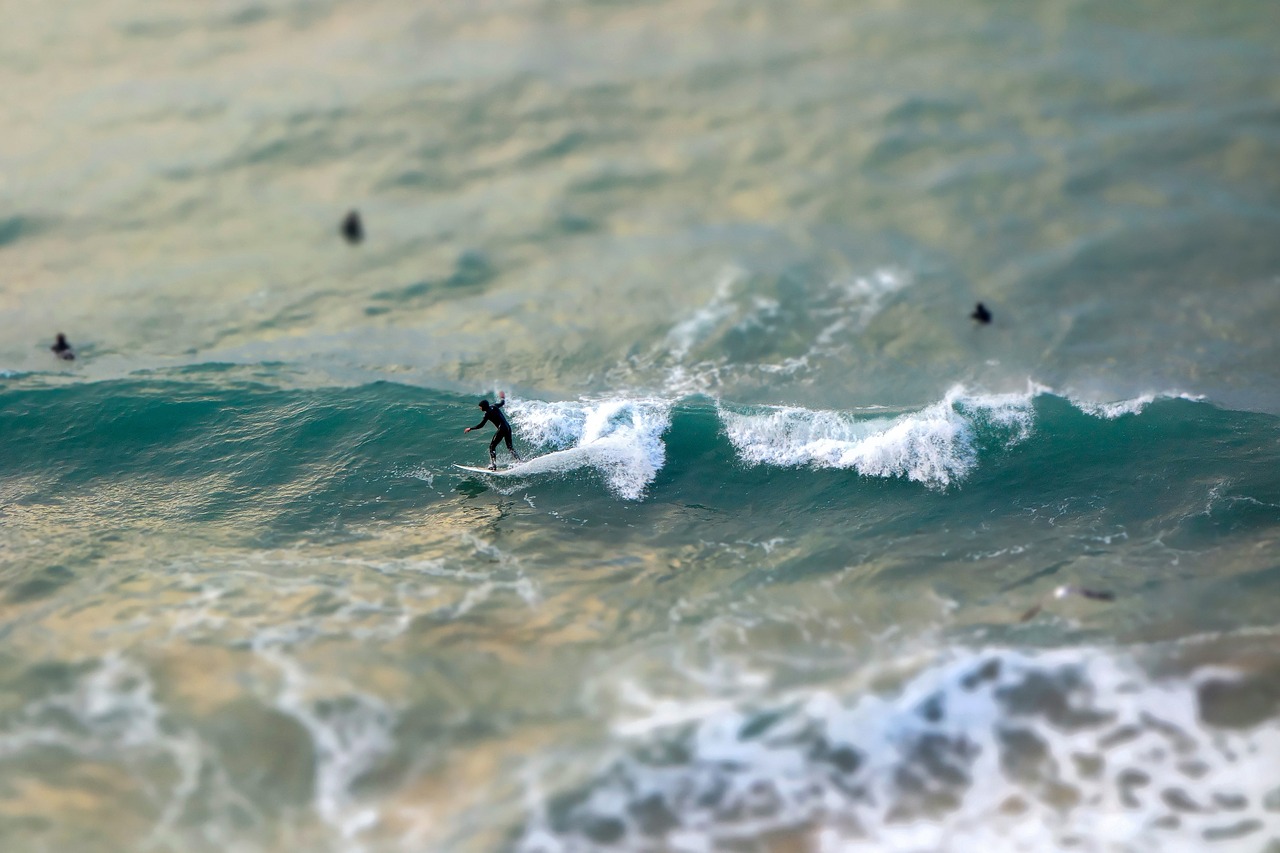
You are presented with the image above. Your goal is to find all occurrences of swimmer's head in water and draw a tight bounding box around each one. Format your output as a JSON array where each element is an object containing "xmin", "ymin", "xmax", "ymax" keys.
[
  {"xmin": 341, "ymin": 210, "xmax": 363, "ymax": 245},
  {"xmin": 51, "ymin": 333, "xmax": 75, "ymax": 359}
]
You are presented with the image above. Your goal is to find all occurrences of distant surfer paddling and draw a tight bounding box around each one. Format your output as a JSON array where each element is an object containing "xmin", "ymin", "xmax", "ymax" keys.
[
  {"xmin": 50, "ymin": 332, "xmax": 75, "ymax": 361},
  {"xmin": 464, "ymin": 391, "xmax": 521, "ymax": 470}
]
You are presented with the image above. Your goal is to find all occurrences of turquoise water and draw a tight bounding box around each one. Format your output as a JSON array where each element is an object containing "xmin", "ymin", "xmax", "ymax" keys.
[{"xmin": 3, "ymin": 1, "xmax": 1280, "ymax": 850}]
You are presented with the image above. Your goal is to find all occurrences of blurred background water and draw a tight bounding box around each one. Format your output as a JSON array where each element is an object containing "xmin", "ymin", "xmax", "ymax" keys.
[{"xmin": 2, "ymin": 1, "xmax": 1279, "ymax": 850}]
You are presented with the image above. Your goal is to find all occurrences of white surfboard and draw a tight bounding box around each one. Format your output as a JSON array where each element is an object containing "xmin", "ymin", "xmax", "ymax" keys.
[
  {"xmin": 453, "ymin": 446, "xmax": 592, "ymax": 478},
  {"xmin": 453, "ymin": 463, "xmax": 510, "ymax": 475}
]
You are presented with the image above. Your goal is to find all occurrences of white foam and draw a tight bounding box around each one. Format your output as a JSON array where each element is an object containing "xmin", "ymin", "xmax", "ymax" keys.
[
  {"xmin": 0, "ymin": 655, "xmax": 211, "ymax": 845},
  {"xmin": 721, "ymin": 386, "xmax": 1035, "ymax": 488},
  {"xmin": 518, "ymin": 646, "xmax": 1280, "ymax": 853},
  {"xmin": 402, "ymin": 464, "xmax": 435, "ymax": 487},
  {"xmin": 664, "ymin": 268, "xmax": 742, "ymax": 362},
  {"xmin": 812, "ymin": 268, "xmax": 911, "ymax": 348},
  {"xmin": 52, "ymin": 655, "xmax": 166, "ymax": 748},
  {"xmin": 619, "ymin": 266, "xmax": 910, "ymax": 397},
  {"xmin": 255, "ymin": 644, "xmax": 397, "ymax": 845},
  {"xmin": 509, "ymin": 397, "xmax": 672, "ymax": 500},
  {"xmin": 1068, "ymin": 390, "xmax": 1207, "ymax": 419},
  {"xmin": 161, "ymin": 547, "xmax": 536, "ymax": 649}
]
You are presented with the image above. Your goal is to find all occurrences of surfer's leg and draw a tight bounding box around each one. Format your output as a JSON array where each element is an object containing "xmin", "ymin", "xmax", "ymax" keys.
[
  {"xmin": 488, "ymin": 432, "xmax": 501, "ymax": 469},
  {"xmin": 502, "ymin": 428, "xmax": 519, "ymax": 460}
]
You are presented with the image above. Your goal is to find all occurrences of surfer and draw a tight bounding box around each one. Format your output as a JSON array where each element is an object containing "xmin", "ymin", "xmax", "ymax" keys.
[
  {"xmin": 464, "ymin": 390, "xmax": 521, "ymax": 470},
  {"xmin": 50, "ymin": 333, "xmax": 75, "ymax": 360},
  {"xmin": 340, "ymin": 209, "xmax": 363, "ymax": 244},
  {"xmin": 971, "ymin": 302, "xmax": 992, "ymax": 324}
]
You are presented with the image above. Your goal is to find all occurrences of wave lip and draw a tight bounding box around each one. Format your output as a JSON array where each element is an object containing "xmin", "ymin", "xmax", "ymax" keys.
[
  {"xmin": 1066, "ymin": 389, "xmax": 1207, "ymax": 419},
  {"xmin": 720, "ymin": 386, "xmax": 1035, "ymax": 488},
  {"xmin": 510, "ymin": 397, "xmax": 673, "ymax": 501}
]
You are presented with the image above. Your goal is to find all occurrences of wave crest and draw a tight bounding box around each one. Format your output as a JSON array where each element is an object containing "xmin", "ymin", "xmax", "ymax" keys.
[
  {"xmin": 510, "ymin": 398, "xmax": 673, "ymax": 500},
  {"xmin": 720, "ymin": 386, "xmax": 1035, "ymax": 488}
]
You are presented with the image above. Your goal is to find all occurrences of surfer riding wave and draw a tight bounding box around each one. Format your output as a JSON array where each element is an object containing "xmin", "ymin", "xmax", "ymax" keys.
[{"xmin": 464, "ymin": 390, "xmax": 522, "ymax": 470}]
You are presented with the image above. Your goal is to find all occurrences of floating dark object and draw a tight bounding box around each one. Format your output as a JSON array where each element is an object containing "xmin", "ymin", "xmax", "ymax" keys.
[
  {"xmin": 50, "ymin": 333, "xmax": 75, "ymax": 360},
  {"xmin": 1057, "ymin": 585, "xmax": 1116, "ymax": 602},
  {"xmin": 1019, "ymin": 584, "xmax": 1117, "ymax": 622},
  {"xmin": 971, "ymin": 302, "xmax": 992, "ymax": 324},
  {"xmin": 341, "ymin": 210, "xmax": 364, "ymax": 244}
]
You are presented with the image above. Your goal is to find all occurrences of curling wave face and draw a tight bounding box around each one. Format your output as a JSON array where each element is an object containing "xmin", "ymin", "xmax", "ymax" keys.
[{"xmin": 0, "ymin": 376, "xmax": 1259, "ymax": 518}]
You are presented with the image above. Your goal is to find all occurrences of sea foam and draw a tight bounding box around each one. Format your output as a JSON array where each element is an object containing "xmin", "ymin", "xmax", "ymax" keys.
[
  {"xmin": 634, "ymin": 267, "xmax": 911, "ymax": 397},
  {"xmin": 720, "ymin": 386, "xmax": 1035, "ymax": 488},
  {"xmin": 1066, "ymin": 390, "xmax": 1206, "ymax": 419},
  {"xmin": 510, "ymin": 397, "xmax": 673, "ymax": 500},
  {"xmin": 517, "ymin": 645, "xmax": 1280, "ymax": 852}
]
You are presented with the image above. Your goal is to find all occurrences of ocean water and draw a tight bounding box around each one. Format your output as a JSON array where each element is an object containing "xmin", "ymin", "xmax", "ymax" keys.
[{"xmin": 2, "ymin": 0, "xmax": 1280, "ymax": 850}]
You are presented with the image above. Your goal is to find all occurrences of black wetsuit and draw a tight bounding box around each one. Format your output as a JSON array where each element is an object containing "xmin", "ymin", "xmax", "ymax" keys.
[
  {"xmin": 470, "ymin": 399, "xmax": 518, "ymax": 464},
  {"xmin": 51, "ymin": 334, "xmax": 75, "ymax": 360}
]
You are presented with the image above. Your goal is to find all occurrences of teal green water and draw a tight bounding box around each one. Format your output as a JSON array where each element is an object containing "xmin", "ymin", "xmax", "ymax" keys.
[{"xmin": 2, "ymin": 0, "xmax": 1280, "ymax": 850}]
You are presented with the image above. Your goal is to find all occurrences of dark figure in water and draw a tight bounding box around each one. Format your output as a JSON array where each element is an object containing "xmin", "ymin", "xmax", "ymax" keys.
[
  {"xmin": 1019, "ymin": 585, "xmax": 1116, "ymax": 622},
  {"xmin": 50, "ymin": 333, "xmax": 75, "ymax": 360},
  {"xmin": 340, "ymin": 210, "xmax": 363, "ymax": 244},
  {"xmin": 971, "ymin": 302, "xmax": 992, "ymax": 324},
  {"xmin": 464, "ymin": 390, "xmax": 521, "ymax": 469}
]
